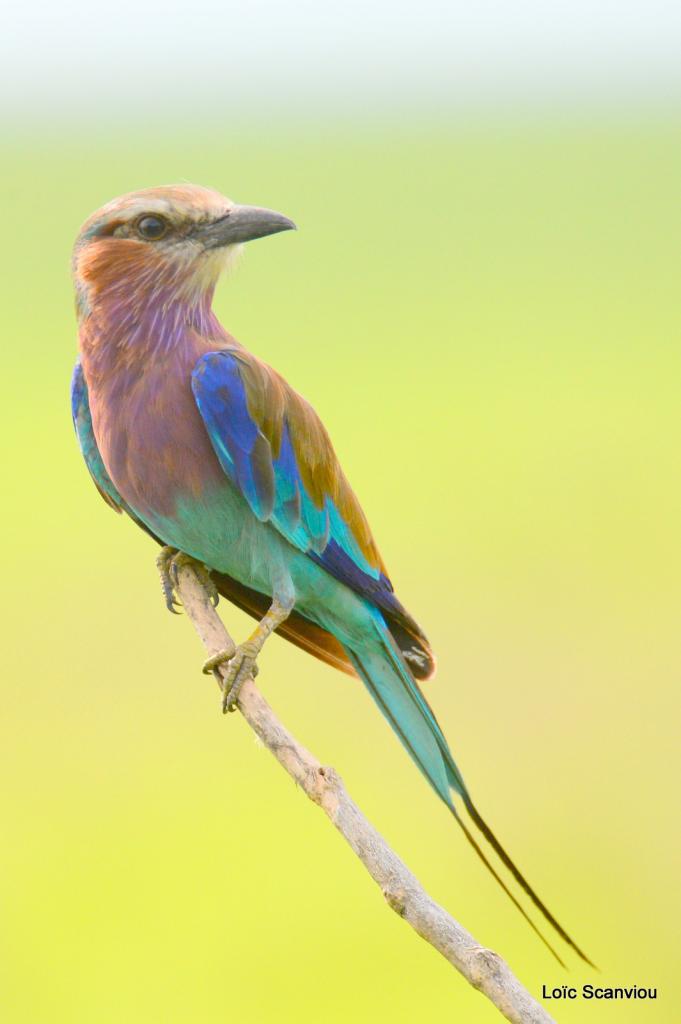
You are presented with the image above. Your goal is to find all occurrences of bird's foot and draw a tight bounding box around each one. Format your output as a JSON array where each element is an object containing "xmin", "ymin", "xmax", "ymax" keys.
[
  {"xmin": 156, "ymin": 546, "xmax": 219, "ymax": 613},
  {"xmin": 202, "ymin": 596, "xmax": 290, "ymax": 713},
  {"xmin": 203, "ymin": 642, "xmax": 260, "ymax": 713}
]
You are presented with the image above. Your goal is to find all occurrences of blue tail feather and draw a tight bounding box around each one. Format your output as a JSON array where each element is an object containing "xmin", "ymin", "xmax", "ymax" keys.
[
  {"xmin": 344, "ymin": 608, "xmax": 593, "ymax": 968},
  {"xmin": 345, "ymin": 616, "xmax": 463, "ymax": 808}
]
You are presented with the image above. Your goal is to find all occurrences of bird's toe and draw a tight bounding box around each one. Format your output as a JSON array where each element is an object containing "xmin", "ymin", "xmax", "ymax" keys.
[{"xmin": 217, "ymin": 642, "xmax": 259, "ymax": 713}]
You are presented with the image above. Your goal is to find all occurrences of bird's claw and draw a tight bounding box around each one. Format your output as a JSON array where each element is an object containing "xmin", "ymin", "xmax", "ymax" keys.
[
  {"xmin": 156, "ymin": 546, "xmax": 182, "ymax": 613},
  {"xmin": 156, "ymin": 546, "xmax": 219, "ymax": 613},
  {"xmin": 203, "ymin": 642, "xmax": 260, "ymax": 713}
]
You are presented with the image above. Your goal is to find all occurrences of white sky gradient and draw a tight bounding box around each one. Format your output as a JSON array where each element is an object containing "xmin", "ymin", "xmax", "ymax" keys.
[{"xmin": 4, "ymin": 0, "xmax": 681, "ymax": 121}]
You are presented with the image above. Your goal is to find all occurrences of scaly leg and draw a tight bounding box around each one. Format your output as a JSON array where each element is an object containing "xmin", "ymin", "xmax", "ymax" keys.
[
  {"xmin": 203, "ymin": 596, "xmax": 293, "ymax": 713},
  {"xmin": 156, "ymin": 546, "xmax": 219, "ymax": 613}
]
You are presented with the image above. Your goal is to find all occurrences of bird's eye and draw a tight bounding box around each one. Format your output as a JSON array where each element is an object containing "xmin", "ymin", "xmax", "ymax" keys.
[{"xmin": 136, "ymin": 215, "xmax": 168, "ymax": 240}]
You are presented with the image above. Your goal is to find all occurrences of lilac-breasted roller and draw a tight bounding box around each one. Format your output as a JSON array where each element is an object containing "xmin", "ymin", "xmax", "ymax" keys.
[{"xmin": 71, "ymin": 184, "xmax": 590, "ymax": 966}]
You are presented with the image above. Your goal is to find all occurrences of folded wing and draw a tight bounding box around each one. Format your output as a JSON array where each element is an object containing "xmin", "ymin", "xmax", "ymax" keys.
[{"xmin": 191, "ymin": 348, "xmax": 435, "ymax": 679}]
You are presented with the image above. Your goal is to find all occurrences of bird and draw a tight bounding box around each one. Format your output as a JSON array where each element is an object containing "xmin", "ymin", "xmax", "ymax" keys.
[{"xmin": 71, "ymin": 184, "xmax": 591, "ymax": 967}]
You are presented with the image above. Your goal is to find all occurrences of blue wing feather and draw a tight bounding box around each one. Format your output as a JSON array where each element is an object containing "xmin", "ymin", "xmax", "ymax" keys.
[{"xmin": 191, "ymin": 350, "xmax": 405, "ymax": 618}]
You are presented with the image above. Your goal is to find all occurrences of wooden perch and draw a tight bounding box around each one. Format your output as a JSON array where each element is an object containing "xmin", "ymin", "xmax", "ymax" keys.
[{"xmin": 174, "ymin": 561, "xmax": 555, "ymax": 1024}]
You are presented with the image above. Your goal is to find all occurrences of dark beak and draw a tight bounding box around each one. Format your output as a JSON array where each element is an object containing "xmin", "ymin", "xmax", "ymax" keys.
[{"xmin": 199, "ymin": 205, "xmax": 296, "ymax": 249}]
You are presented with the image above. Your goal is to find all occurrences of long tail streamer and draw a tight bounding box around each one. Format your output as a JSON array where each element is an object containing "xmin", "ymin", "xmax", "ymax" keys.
[{"xmin": 346, "ymin": 611, "xmax": 594, "ymax": 967}]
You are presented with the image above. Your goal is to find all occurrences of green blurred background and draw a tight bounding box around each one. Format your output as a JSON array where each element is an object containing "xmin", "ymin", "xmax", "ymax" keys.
[{"xmin": 2, "ymin": 4, "xmax": 681, "ymax": 1022}]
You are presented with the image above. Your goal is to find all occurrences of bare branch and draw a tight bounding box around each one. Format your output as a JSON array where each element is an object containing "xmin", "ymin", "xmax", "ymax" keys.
[{"xmin": 175, "ymin": 562, "xmax": 555, "ymax": 1024}]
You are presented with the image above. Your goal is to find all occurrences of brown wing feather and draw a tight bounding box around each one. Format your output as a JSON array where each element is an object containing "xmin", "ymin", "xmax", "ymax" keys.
[{"xmin": 233, "ymin": 348, "xmax": 385, "ymax": 573}]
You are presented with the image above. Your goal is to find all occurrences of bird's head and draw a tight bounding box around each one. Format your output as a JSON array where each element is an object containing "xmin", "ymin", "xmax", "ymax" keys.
[{"xmin": 73, "ymin": 184, "xmax": 295, "ymax": 321}]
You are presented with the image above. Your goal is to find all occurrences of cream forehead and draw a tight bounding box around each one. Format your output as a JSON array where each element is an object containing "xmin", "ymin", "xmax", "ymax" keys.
[{"xmin": 105, "ymin": 194, "xmax": 231, "ymax": 223}]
